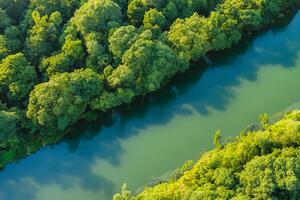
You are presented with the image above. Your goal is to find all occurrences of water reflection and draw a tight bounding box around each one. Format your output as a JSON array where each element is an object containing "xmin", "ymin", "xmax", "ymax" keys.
[{"xmin": 0, "ymin": 11, "xmax": 299, "ymax": 200}]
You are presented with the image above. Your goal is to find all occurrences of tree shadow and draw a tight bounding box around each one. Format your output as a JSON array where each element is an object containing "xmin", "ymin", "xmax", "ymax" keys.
[
  {"xmin": 0, "ymin": 9, "xmax": 299, "ymax": 200},
  {"xmin": 56, "ymin": 8, "xmax": 300, "ymax": 193}
]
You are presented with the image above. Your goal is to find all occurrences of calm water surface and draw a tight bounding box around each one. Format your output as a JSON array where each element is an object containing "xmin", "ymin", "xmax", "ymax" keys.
[{"xmin": 0, "ymin": 11, "xmax": 300, "ymax": 200}]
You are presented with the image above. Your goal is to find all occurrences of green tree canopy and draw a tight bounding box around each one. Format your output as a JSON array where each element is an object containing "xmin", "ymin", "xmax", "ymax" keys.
[
  {"xmin": 40, "ymin": 37, "xmax": 84, "ymax": 78},
  {"xmin": 0, "ymin": 26, "xmax": 22, "ymax": 60},
  {"xmin": 0, "ymin": 8, "xmax": 11, "ymax": 32},
  {"xmin": 0, "ymin": 110, "xmax": 19, "ymax": 142},
  {"xmin": 0, "ymin": 0, "xmax": 29, "ymax": 22},
  {"xmin": 118, "ymin": 110, "xmax": 300, "ymax": 200},
  {"xmin": 108, "ymin": 37, "xmax": 188, "ymax": 93},
  {"xmin": 25, "ymin": 11, "xmax": 63, "ymax": 62},
  {"xmin": 27, "ymin": 68, "xmax": 103, "ymax": 134},
  {"xmin": 108, "ymin": 25, "xmax": 139, "ymax": 63},
  {"xmin": 26, "ymin": 0, "xmax": 80, "ymax": 21},
  {"xmin": 143, "ymin": 8, "xmax": 166, "ymax": 33},
  {"xmin": 0, "ymin": 53, "xmax": 37, "ymax": 102},
  {"xmin": 72, "ymin": 0, "xmax": 122, "ymax": 36},
  {"xmin": 84, "ymin": 32, "xmax": 112, "ymax": 72},
  {"xmin": 167, "ymin": 13, "xmax": 211, "ymax": 60}
]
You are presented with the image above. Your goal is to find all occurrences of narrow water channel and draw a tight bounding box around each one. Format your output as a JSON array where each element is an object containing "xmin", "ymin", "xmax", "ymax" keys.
[{"xmin": 0, "ymin": 11, "xmax": 299, "ymax": 200}]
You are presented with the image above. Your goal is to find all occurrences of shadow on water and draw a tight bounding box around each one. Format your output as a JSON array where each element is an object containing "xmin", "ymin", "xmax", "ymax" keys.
[
  {"xmin": 70, "ymin": 8, "xmax": 299, "ymax": 144},
  {"xmin": 62, "ymin": 7, "xmax": 300, "ymax": 190},
  {"xmin": 64, "ymin": 9, "xmax": 300, "ymax": 153},
  {"xmin": 0, "ymin": 9, "xmax": 299, "ymax": 200},
  {"xmin": 32, "ymin": 9, "xmax": 300, "ymax": 196}
]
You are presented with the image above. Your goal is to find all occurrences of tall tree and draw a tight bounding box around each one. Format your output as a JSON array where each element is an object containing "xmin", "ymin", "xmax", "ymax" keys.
[
  {"xmin": 27, "ymin": 68, "xmax": 103, "ymax": 134},
  {"xmin": 72, "ymin": 0, "xmax": 122, "ymax": 36},
  {"xmin": 0, "ymin": 53, "xmax": 37, "ymax": 102},
  {"xmin": 24, "ymin": 11, "xmax": 63, "ymax": 63}
]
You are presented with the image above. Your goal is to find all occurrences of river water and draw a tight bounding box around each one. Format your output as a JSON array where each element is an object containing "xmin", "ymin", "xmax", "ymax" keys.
[{"xmin": 0, "ymin": 11, "xmax": 299, "ymax": 200}]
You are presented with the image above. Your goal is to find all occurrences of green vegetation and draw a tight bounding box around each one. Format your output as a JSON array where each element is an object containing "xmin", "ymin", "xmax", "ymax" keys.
[
  {"xmin": 0, "ymin": 0, "xmax": 299, "ymax": 168},
  {"xmin": 114, "ymin": 110, "xmax": 300, "ymax": 200}
]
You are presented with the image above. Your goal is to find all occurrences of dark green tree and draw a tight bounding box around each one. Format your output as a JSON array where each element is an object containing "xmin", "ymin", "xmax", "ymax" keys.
[
  {"xmin": 0, "ymin": 53, "xmax": 37, "ymax": 102},
  {"xmin": 25, "ymin": 11, "xmax": 63, "ymax": 62},
  {"xmin": 40, "ymin": 37, "xmax": 84, "ymax": 78},
  {"xmin": 108, "ymin": 25, "xmax": 139, "ymax": 63},
  {"xmin": 72, "ymin": 0, "xmax": 122, "ymax": 36},
  {"xmin": 0, "ymin": 8, "xmax": 11, "ymax": 32},
  {"xmin": 143, "ymin": 8, "xmax": 166, "ymax": 34},
  {"xmin": 27, "ymin": 68, "xmax": 103, "ymax": 134}
]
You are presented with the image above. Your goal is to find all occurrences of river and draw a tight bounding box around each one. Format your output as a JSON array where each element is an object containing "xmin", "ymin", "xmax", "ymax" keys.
[{"xmin": 0, "ymin": 10, "xmax": 299, "ymax": 200}]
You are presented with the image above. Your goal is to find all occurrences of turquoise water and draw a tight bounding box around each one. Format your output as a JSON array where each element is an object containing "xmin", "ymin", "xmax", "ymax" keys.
[{"xmin": 0, "ymin": 11, "xmax": 299, "ymax": 200}]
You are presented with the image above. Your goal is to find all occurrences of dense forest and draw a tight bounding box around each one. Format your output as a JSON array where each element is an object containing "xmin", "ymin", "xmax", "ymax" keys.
[
  {"xmin": 0, "ymin": 0, "xmax": 299, "ymax": 167},
  {"xmin": 114, "ymin": 111, "xmax": 300, "ymax": 199}
]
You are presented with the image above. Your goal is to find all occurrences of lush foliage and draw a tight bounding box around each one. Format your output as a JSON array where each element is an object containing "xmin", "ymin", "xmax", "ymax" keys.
[
  {"xmin": 114, "ymin": 111, "xmax": 300, "ymax": 200},
  {"xmin": 0, "ymin": 0, "xmax": 298, "ymax": 167},
  {"xmin": 27, "ymin": 68, "xmax": 103, "ymax": 134}
]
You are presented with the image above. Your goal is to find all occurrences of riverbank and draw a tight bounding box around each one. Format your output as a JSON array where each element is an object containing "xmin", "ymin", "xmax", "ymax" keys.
[
  {"xmin": 0, "ymin": 0, "xmax": 299, "ymax": 170},
  {"xmin": 0, "ymin": 7, "xmax": 299, "ymax": 199},
  {"xmin": 115, "ymin": 110, "xmax": 300, "ymax": 199}
]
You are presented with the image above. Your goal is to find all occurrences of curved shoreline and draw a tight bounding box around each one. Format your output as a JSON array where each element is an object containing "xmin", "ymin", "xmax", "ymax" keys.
[{"xmin": 0, "ymin": 2, "xmax": 299, "ymax": 170}]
